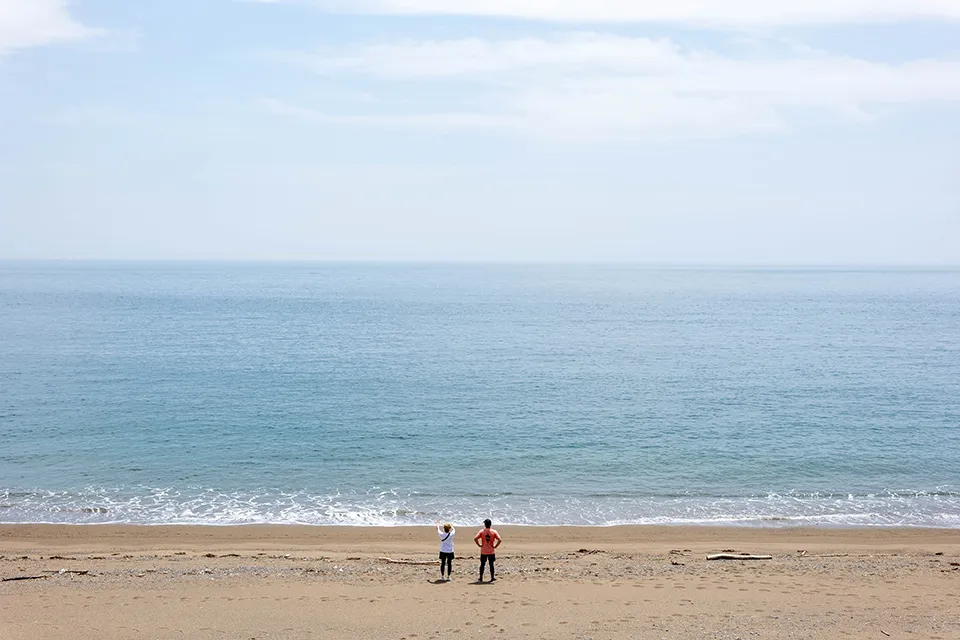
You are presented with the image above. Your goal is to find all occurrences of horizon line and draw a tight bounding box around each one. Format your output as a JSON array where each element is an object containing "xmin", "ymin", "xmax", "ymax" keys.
[{"xmin": 2, "ymin": 258, "xmax": 959, "ymax": 269}]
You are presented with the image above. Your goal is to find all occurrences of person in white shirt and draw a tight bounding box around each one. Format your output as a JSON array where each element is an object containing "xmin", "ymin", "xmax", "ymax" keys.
[{"xmin": 436, "ymin": 520, "xmax": 455, "ymax": 581}]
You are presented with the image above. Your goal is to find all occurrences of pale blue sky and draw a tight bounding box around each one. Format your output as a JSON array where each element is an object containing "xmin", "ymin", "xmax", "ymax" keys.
[{"xmin": 1, "ymin": 0, "xmax": 958, "ymax": 263}]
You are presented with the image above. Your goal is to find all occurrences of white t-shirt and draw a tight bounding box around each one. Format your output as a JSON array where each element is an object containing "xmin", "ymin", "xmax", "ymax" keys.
[{"xmin": 437, "ymin": 526, "xmax": 455, "ymax": 553}]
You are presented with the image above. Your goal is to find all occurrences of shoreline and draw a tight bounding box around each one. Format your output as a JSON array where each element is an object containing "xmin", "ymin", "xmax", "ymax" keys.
[{"xmin": 4, "ymin": 521, "xmax": 959, "ymax": 528}]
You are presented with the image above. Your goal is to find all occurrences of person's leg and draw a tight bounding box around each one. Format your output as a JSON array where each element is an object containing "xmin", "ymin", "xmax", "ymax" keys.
[
  {"xmin": 447, "ymin": 555, "xmax": 454, "ymax": 579},
  {"xmin": 489, "ymin": 555, "xmax": 496, "ymax": 581},
  {"xmin": 479, "ymin": 554, "xmax": 487, "ymax": 581},
  {"xmin": 440, "ymin": 554, "xmax": 446, "ymax": 580}
]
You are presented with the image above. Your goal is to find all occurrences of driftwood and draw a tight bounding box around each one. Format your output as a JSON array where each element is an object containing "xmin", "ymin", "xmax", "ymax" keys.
[
  {"xmin": 798, "ymin": 550, "xmax": 852, "ymax": 558},
  {"xmin": 3, "ymin": 575, "xmax": 49, "ymax": 582},
  {"xmin": 707, "ymin": 553, "xmax": 773, "ymax": 561},
  {"xmin": 43, "ymin": 570, "xmax": 90, "ymax": 575},
  {"xmin": 378, "ymin": 557, "xmax": 439, "ymax": 566}
]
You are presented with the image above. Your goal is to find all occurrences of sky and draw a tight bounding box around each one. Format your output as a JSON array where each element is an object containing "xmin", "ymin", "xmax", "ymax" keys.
[{"xmin": 0, "ymin": 0, "xmax": 958, "ymax": 263}]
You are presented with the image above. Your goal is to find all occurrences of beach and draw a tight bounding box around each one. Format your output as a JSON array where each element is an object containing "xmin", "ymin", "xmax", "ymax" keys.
[{"xmin": 3, "ymin": 525, "xmax": 959, "ymax": 639}]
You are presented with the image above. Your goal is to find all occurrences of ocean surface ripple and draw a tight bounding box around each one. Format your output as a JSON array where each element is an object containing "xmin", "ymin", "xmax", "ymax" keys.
[{"xmin": 2, "ymin": 264, "xmax": 959, "ymax": 527}]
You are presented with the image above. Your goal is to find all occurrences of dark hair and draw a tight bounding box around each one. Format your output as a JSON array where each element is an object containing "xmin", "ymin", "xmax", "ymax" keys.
[{"xmin": 484, "ymin": 519, "xmax": 492, "ymax": 528}]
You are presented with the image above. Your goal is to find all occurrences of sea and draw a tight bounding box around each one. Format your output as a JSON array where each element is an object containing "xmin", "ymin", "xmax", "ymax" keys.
[{"xmin": 1, "ymin": 263, "xmax": 958, "ymax": 528}]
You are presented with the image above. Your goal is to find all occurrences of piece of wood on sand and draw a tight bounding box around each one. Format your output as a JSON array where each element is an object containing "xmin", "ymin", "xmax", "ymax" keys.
[
  {"xmin": 43, "ymin": 569, "xmax": 91, "ymax": 575},
  {"xmin": 379, "ymin": 557, "xmax": 439, "ymax": 566},
  {"xmin": 3, "ymin": 575, "xmax": 49, "ymax": 582},
  {"xmin": 707, "ymin": 553, "xmax": 773, "ymax": 561}
]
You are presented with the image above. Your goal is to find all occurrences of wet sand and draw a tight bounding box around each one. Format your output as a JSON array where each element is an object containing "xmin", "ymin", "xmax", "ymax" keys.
[{"xmin": 2, "ymin": 525, "xmax": 959, "ymax": 639}]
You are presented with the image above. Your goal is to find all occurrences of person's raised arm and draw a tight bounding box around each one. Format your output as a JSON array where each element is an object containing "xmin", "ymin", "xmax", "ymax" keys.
[{"xmin": 493, "ymin": 532, "xmax": 502, "ymax": 549}]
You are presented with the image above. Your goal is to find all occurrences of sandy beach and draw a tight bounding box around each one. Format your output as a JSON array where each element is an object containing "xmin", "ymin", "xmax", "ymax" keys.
[{"xmin": 2, "ymin": 525, "xmax": 959, "ymax": 639}]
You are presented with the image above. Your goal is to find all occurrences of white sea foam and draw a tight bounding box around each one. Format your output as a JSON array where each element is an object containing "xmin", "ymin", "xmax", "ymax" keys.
[{"xmin": 1, "ymin": 487, "xmax": 958, "ymax": 528}]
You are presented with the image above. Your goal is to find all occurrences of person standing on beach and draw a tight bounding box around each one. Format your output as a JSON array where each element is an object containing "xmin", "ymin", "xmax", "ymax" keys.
[
  {"xmin": 473, "ymin": 519, "xmax": 502, "ymax": 583},
  {"xmin": 436, "ymin": 520, "xmax": 455, "ymax": 581}
]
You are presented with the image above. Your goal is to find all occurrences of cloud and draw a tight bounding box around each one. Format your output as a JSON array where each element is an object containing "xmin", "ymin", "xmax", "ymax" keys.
[
  {"xmin": 0, "ymin": 0, "xmax": 100, "ymax": 55},
  {"xmin": 266, "ymin": 34, "xmax": 960, "ymax": 141},
  {"xmin": 250, "ymin": 0, "xmax": 960, "ymax": 25},
  {"xmin": 257, "ymin": 97, "xmax": 502, "ymax": 129},
  {"xmin": 278, "ymin": 35, "xmax": 686, "ymax": 77}
]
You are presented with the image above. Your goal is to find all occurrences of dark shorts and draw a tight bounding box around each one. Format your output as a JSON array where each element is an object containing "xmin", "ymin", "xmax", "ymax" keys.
[
  {"xmin": 480, "ymin": 554, "xmax": 495, "ymax": 561},
  {"xmin": 439, "ymin": 552, "xmax": 455, "ymax": 560}
]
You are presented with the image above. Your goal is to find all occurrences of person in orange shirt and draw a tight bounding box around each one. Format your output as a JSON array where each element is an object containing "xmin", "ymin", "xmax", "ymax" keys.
[{"xmin": 473, "ymin": 518, "xmax": 502, "ymax": 583}]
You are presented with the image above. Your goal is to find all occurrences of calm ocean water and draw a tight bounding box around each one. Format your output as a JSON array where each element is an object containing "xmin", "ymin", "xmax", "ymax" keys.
[{"xmin": 1, "ymin": 263, "xmax": 958, "ymax": 527}]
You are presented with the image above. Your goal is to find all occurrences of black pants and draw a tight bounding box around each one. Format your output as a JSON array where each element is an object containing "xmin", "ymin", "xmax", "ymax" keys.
[
  {"xmin": 479, "ymin": 554, "xmax": 496, "ymax": 580},
  {"xmin": 439, "ymin": 552, "xmax": 454, "ymax": 577}
]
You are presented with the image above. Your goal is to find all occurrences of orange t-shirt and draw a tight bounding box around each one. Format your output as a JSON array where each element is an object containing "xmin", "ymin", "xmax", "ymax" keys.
[{"xmin": 474, "ymin": 528, "xmax": 501, "ymax": 555}]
